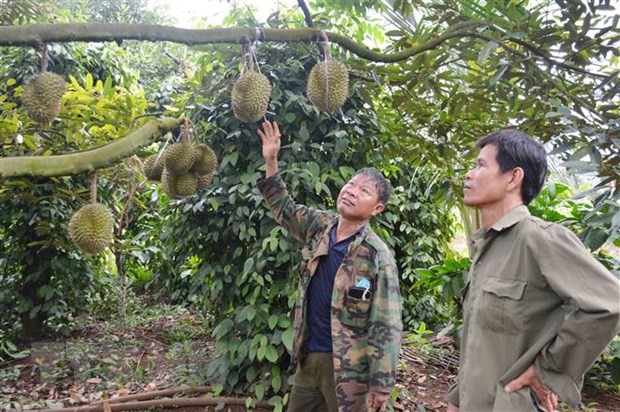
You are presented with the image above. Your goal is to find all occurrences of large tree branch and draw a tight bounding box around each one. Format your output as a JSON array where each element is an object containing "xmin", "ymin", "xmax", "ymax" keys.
[
  {"xmin": 0, "ymin": 22, "xmax": 484, "ymax": 63},
  {"xmin": 0, "ymin": 117, "xmax": 180, "ymax": 178},
  {"xmin": 510, "ymin": 38, "xmax": 608, "ymax": 79}
]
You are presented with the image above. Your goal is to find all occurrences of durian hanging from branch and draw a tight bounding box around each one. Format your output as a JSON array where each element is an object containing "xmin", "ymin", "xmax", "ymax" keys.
[
  {"xmin": 156, "ymin": 118, "xmax": 218, "ymax": 199},
  {"xmin": 231, "ymin": 35, "xmax": 272, "ymax": 123},
  {"xmin": 307, "ymin": 31, "xmax": 349, "ymax": 113},
  {"xmin": 68, "ymin": 173, "xmax": 115, "ymax": 256},
  {"xmin": 21, "ymin": 42, "xmax": 66, "ymax": 125},
  {"xmin": 143, "ymin": 152, "xmax": 165, "ymax": 181}
]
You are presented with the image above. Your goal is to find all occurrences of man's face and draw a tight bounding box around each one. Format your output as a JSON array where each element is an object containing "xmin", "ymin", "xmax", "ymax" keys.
[
  {"xmin": 464, "ymin": 144, "xmax": 513, "ymax": 208},
  {"xmin": 337, "ymin": 174, "xmax": 384, "ymax": 221}
]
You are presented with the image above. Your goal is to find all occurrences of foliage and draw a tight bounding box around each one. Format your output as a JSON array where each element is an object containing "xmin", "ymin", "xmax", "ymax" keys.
[
  {"xmin": 608, "ymin": 336, "xmax": 620, "ymax": 386},
  {"xmin": 530, "ymin": 182, "xmax": 620, "ymax": 262},
  {"xmin": 379, "ymin": 165, "xmax": 458, "ymax": 329},
  {"xmin": 413, "ymin": 256, "xmax": 470, "ymax": 327},
  {"xmin": 0, "ymin": 65, "xmax": 152, "ymax": 341},
  {"xmin": 371, "ymin": 0, "xmax": 620, "ymax": 252}
]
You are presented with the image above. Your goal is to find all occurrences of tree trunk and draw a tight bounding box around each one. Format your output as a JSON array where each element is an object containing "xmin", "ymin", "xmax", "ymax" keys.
[{"xmin": 19, "ymin": 246, "xmax": 54, "ymax": 341}]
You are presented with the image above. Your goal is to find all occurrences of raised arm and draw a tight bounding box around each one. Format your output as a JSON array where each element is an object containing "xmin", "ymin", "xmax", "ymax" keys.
[{"xmin": 257, "ymin": 120, "xmax": 281, "ymax": 178}]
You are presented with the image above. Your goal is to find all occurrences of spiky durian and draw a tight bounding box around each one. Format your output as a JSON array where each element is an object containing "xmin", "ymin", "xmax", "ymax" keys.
[
  {"xmin": 196, "ymin": 172, "xmax": 214, "ymax": 190},
  {"xmin": 143, "ymin": 153, "xmax": 164, "ymax": 181},
  {"xmin": 21, "ymin": 72, "xmax": 66, "ymax": 125},
  {"xmin": 192, "ymin": 144, "xmax": 218, "ymax": 176},
  {"xmin": 161, "ymin": 168, "xmax": 198, "ymax": 198},
  {"xmin": 231, "ymin": 71, "xmax": 272, "ymax": 123},
  {"xmin": 306, "ymin": 60, "xmax": 349, "ymax": 113},
  {"xmin": 68, "ymin": 203, "xmax": 114, "ymax": 255},
  {"xmin": 164, "ymin": 142, "xmax": 197, "ymax": 176}
]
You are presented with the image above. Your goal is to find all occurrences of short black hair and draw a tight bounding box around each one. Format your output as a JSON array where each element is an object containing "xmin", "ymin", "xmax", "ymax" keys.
[
  {"xmin": 353, "ymin": 167, "xmax": 392, "ymax": 204},
  {"xmin": 477, "ymin": 130, "xmax": 547, "ymax": 205}
]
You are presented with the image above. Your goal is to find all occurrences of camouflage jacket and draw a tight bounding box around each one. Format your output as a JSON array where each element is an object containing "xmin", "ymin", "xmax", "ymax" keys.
[{"xmin": 258, "ymin": 174, "xmax": 402, "ymax": 410}]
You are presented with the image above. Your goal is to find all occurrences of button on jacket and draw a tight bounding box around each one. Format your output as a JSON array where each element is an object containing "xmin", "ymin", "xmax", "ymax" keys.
[
  {"xmin": 448, "ymin": 205, "xmax": 620, "ymax": 411},
  {"xmin": 258, "ymin": 174, "xmax": 402, "ymax": 411}
]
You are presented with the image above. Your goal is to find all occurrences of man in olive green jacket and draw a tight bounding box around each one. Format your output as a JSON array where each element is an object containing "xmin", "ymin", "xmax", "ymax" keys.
[
  {"xmin": 257, "ymin": 120, "xmax": 402, "ymax": 412},
  {"xmin": 447, "ymin": 130, "xmax": 620, "ymax": 412}
]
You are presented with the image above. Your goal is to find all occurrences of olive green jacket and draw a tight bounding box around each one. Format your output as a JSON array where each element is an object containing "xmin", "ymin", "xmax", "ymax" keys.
[
  {"xmin": 447, "ymin": 205, "xmax": 620, "ymax": 411},
  {"xmin": 258, "ymin": 174, "xmax": 402, "ymax": 411}
]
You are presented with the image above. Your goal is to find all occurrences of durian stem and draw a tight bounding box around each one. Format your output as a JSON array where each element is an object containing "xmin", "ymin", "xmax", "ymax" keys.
[
  {"xmin": 90, "ymin": 173, "xmax": 98, "ymax": 204},
  {"xmin": 244, "ymin": 42, "xmax": 254, "ymax": 73},
  {"xmin": 187, "ymin": 118, "xmax": 199, "ymax": 145},
  {"xmin": 180, "ymin": 117, "xmax": 190, "ymax": 143},
  {"xmin": 318, "ymin": 31, "xmax": 331, "ymax": 60},
  {"xmin": 35, "ymin": 40, "xmax": 48, "ymax": 72}
]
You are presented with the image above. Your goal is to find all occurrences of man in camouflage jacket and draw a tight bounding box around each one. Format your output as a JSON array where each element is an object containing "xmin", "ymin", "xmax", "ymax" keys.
[{"xmin": 257, "ymin": 120, "xmax": 402, "ymax": 412}]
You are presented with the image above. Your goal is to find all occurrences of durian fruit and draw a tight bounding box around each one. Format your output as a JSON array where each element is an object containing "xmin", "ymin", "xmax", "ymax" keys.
[
  {"xmin": 196, "ymin": 172, "xmax": 214, "ymax": 191},
  {"xmin": 21, "ymin": 72, "xmax": 66, "ymax": 125},
  {"xmin": 164, "ymin": 142, "xmax": 197, "ymax": 176},
  {"xmin": 68, "ymin": 203, "xmax": 114, "ymax": 255},
  {"xmin": 306, "ymin": 60, "xmax": 349, "ymax": 113},
  {"xmin": 161, "ymin": 168, "xmax": 198, "ymax": 198},
  {"xmin": 143, "ymin": 153, "xmax": 164, "ymax": 181},
  {"xmin": 231, "ymin": 71, "xmax": 272, "ymax": 123},
  {"xmin": 192, "ymin": 144, "xmax": 218, "ymax": 176}
]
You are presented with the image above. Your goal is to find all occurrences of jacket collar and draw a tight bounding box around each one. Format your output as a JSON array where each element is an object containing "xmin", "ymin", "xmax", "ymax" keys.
[
  {"xmin": 329, "ymin": 216, "xmax": 370, "ymax": 249},
  {"xmin": 490, "ymin": 204, "xmax": 531, "ymax": 232},
  {"xmin": 471, "ymin": 204, "xmax": 530, "ymax": 246}
]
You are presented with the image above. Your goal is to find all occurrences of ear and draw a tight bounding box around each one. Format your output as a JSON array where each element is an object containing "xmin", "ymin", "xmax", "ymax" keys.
[
  {"xmin": 371, "ymin": 202, "xmax": 385, "ymax": 217},
  {"xmin": 507, "ymin": 167, "xmax": 524, "ymax": 192}
]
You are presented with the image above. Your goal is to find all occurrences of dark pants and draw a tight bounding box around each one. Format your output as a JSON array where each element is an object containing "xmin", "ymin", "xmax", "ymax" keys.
[{"xmin": 287, "ymin": 352, "xmax": 339, "ymax": 412}]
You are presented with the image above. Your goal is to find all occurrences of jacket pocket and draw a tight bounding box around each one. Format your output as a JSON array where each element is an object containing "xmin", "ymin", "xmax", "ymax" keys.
[
  {"xmin": 341, "ymin": 294, "xmax": 372, "ymax": 330},
  {"xmin": 477, "ymin": 277, "xmax": 526, "ymax": 335}
]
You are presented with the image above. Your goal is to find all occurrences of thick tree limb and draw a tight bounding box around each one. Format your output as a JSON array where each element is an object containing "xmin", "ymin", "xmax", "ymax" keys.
[
  {"xmin": 0, "ymin": 22, "xmax": 485, "ymax": 63},
  {"xmin": 0, "ymin": 117, "xmax": 179, "ymax": 178}
]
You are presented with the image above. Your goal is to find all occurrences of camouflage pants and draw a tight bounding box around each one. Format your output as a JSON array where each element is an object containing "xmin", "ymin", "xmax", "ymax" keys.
[{"xmin": 287, "ymin": 352, "xmax": 338, "ymax": 412}]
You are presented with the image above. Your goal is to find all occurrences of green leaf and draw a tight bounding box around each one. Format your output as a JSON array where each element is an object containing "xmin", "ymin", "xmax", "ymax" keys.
[
  {"xmin": 257, "ymin": 345, "xmax": 267, "ymax": 361},
  {"xmin": 610, "ymin": 357, "xmax": 620, "ymax": 385},
  {"xmin": 268, "ymin": 314, "xmax": 278, "ymax": 330},
  {"xmin": 243, "ymin": 257, "xmax": 255, "ymax": 274},
  {"xmin": 255, "ymin": 383, "xmax": 265, "ymax": 401},
  {"xmin": 213, "ymin": 319, "xmax": 233, "ymax": 340},
  {"xmin": 560, "ymin": 161, "xmax": 598, "ymax": 173},
  {"xmin": 85, "ymin": 73, "xmax": 94, "ymax": 91},
  {"xmin": 265, "ymin": 345, "xmax": 278, "ymax": 363},
  {"xmin": 477, "ymin": 41, "xmax": 498, "ymax": 65},
  {"xmin": 272, "ymin": 374, "xmax": 282, "ymax": 392},
  {"xmin": 282, "ymin": 327, "xmax": 294, "ymax": 352},
  {"xmin": 247, "ymin": 306, "xmax": 257, "ymax": 321},
  {"xmin": 229, "ymin": 151, "xmax": 239, "ymax": 167},
  {"xmin": 102, "ymin": 76, "xmax": 113, "ymax": 98}
]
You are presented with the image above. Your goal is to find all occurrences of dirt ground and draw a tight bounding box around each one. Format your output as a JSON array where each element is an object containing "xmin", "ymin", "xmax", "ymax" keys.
[{"xmin": 0, "ymin": 310, "xmax": 618, "ymax": 412}]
